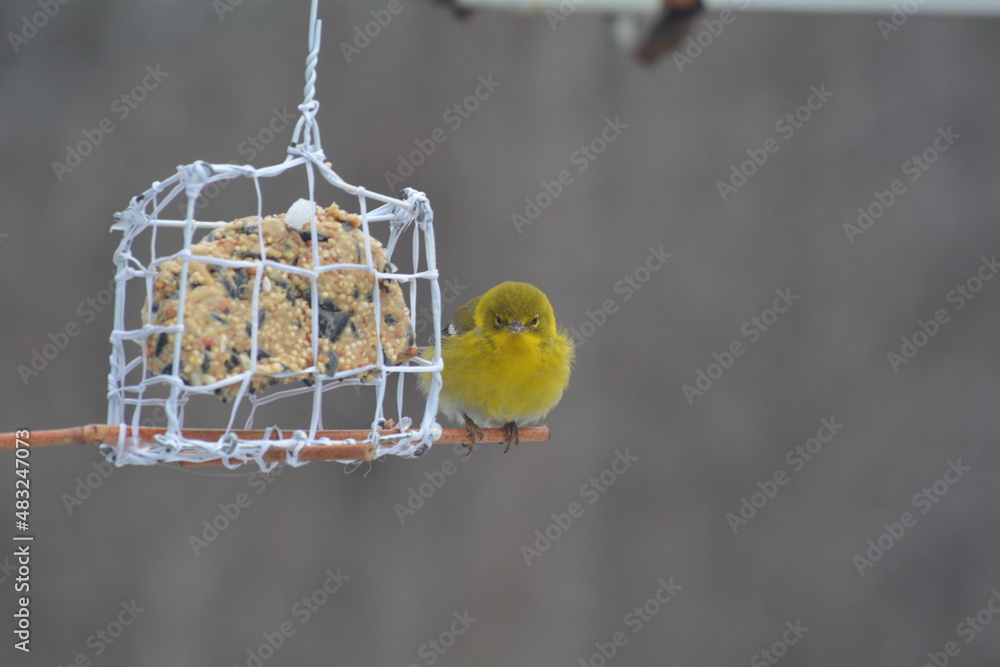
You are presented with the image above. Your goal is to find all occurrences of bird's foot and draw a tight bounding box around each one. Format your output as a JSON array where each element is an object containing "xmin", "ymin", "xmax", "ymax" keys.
[
  {"xmin": 462, "ymin": 413, "xmax": 483, "ymax": 455},
  {"xmin": 502, "ymin": 421, "xmax": 520, "ymax": 453}
]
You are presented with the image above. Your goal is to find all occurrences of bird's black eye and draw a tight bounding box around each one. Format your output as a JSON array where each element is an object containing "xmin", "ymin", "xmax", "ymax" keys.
[
  {"xmin": 531, "ymin": 316, "xmax": 539, "ymax": 326},
  {"xmin": 494, "ymin": 315, "xmax": 503, "ymax": 327}
]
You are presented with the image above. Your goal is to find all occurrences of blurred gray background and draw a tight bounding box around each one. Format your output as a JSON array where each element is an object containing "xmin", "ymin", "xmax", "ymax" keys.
[{"xmin": 2, "ymin": 1, "xmax": 1000, "ymax": 665}]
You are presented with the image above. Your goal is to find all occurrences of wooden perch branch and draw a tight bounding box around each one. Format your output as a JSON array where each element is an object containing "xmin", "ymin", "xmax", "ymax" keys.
[{"xmin": 0, "ymin": 424, "xmax": 550, "ymax": 466}]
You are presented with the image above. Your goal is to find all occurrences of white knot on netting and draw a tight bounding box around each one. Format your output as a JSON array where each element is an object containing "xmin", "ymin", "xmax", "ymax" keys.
[{"xmin": 102, "ymin": 2, "xmax": 443, "ymax": 470}]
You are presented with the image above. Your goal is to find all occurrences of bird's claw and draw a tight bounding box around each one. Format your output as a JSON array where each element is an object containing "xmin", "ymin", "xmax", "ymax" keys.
[
  {"xmin": 502, "ymin": 422, "xmax": 520, "ymax": 453},
  {"xmin": 462, "ymin": 413, "xmax": 483, "ymax": 455}
]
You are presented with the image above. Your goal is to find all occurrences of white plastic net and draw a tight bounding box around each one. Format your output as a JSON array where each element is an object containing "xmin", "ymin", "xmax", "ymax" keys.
[{"xmin": 103, "ymin": 2, "xmax": 443, "ymax": 470}]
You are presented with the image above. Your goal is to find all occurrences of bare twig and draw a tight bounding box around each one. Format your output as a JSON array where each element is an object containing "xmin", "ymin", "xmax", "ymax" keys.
[{"xmin": 0, "ymin": 425, "xmax": 551, "ymax": 466}]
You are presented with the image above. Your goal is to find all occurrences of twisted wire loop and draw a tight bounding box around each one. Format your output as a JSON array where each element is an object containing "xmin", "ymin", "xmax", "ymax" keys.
[{"xmin": 104, "ymin": 0, "xmax": 442, "ymax": 469}]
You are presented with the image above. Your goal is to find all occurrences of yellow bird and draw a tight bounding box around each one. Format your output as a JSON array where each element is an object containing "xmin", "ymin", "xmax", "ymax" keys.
[{"xmin": 419, "ymin": 282, "xmax": 574, "ymax": 452}]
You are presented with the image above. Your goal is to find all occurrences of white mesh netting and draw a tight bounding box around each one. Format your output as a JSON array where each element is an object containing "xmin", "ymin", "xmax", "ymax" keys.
[{"xmin": 103, "ymin": 3, "xmax": 443, "ymax": 470}]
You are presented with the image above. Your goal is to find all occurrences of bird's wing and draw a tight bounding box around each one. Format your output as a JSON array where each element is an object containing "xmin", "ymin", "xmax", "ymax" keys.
[{"xmin": 445, "ymin": 295, "xmax": 481, "ymax": 337}]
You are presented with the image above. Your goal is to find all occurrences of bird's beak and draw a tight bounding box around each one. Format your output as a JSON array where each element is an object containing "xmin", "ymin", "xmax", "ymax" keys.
[{"xmin": 506, "ymin": 320, "xmax": 526, "ymax": 333}]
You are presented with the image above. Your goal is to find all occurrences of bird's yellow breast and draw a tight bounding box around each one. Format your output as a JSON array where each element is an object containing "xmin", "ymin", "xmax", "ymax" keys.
[{"xmin": 425, "ymin": 326, "xmax": 573, "ymax": 427}]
